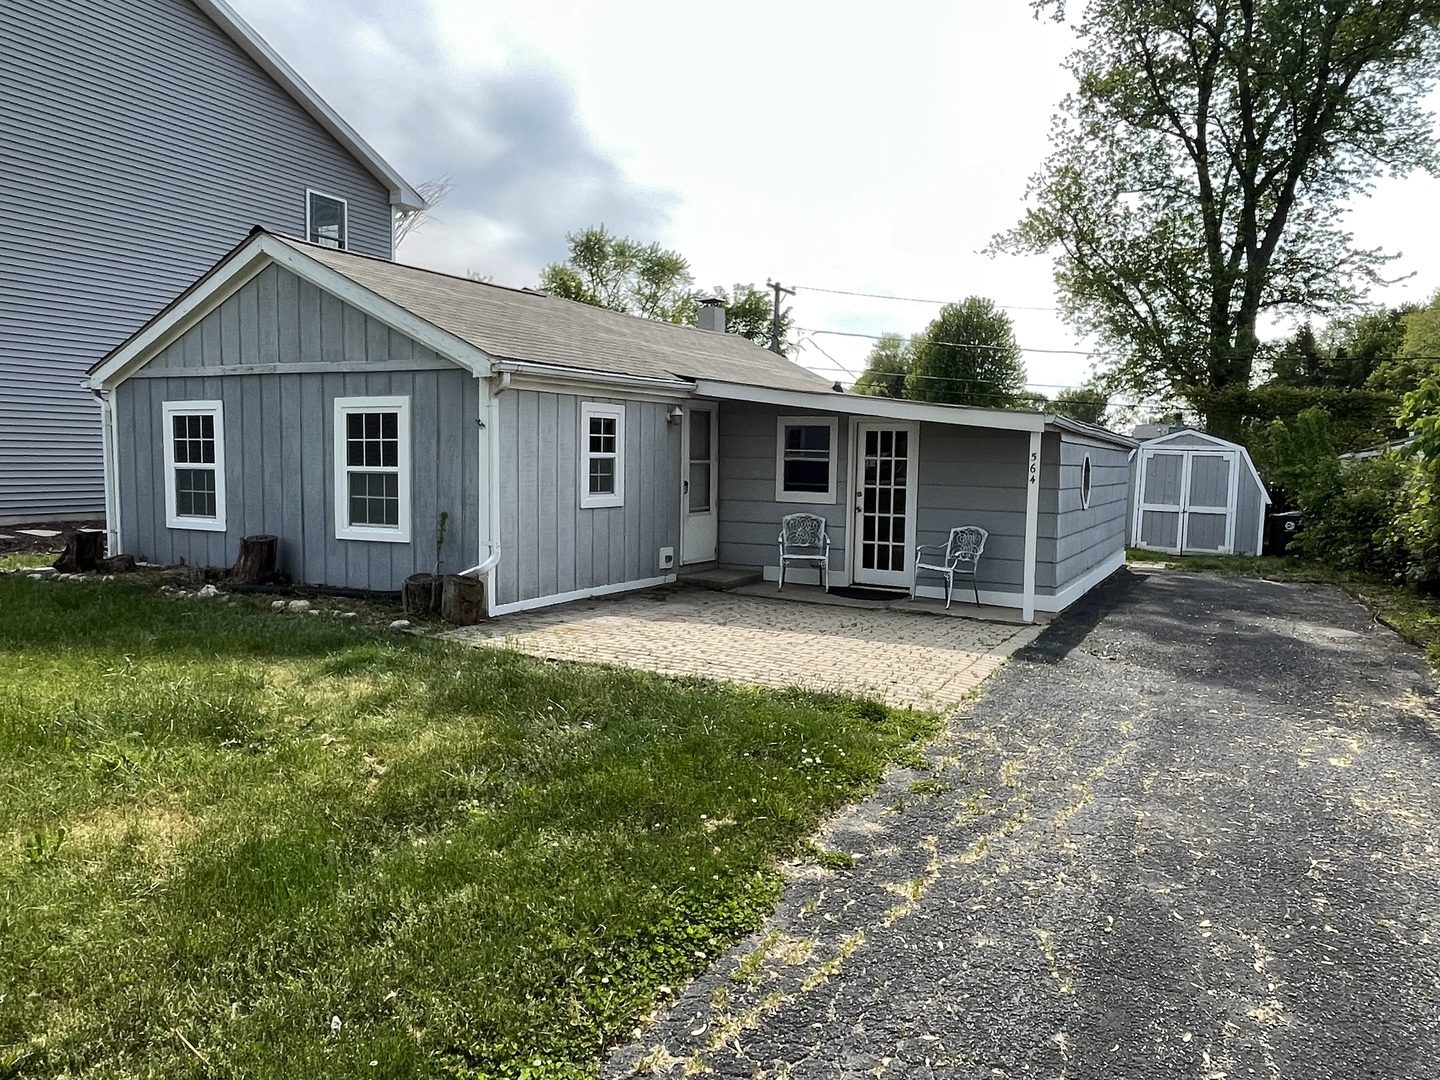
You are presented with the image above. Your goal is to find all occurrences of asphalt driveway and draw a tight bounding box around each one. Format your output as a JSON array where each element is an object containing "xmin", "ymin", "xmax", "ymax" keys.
[{"xmin": 606, "ymin": 568, "xmax": 1440, "ymax": 1078}]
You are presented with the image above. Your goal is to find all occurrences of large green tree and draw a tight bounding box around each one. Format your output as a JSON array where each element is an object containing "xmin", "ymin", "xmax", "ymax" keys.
[
  {"xmin": 905, "ymin": 297, "xmax": 1028, "ymax": 408},
  {"xmin": 538, "ymin": 226, "xmax": 792, "ymax": 352},
  {"xmin": 996, "ymin": 0, "xmax": 1440, "ymax": 438}
]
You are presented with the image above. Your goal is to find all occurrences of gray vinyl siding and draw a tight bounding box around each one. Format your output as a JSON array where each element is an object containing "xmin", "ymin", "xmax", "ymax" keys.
[
  {"xmin": 1235, "ymin": 470, "xmax": 1265, "ymax": 555},
  {"xmin": 915, "ymin": 425, "xmax": 1031, "ymax": 594},
  {"xmin": 2, "ymin": 0, "xmax": 393, "ymax": 521},
  {"xmin": 494, "ymin": 390, "xmax": 680, "ymax": 608},
  {"xmin": 1049, "ymin": 433, "xmax": 1130, "ymax": 594},
  {"xmin": 113, "ymin": 273, "xmax": 477, "ymax": 591},
  {"xmin": 716, "ymin": 402, "xmax": 850, "ymax": 578}
]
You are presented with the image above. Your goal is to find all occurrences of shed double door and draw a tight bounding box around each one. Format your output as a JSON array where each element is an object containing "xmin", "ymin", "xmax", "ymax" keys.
[{"xmin": 1135, "ymin": 448, "xmax": 1238, "ymax": 554}]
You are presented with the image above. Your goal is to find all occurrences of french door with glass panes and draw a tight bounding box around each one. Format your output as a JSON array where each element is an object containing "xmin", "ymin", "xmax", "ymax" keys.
[{"xmin": 852, "ymin": 422, "xmax": 918, "ymax": 587}]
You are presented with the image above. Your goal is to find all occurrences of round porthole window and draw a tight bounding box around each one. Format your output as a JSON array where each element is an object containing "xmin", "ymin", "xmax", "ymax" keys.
[{"xmin": 1080, "ymin": 454, "xmax": 1093, "ymax": 509}]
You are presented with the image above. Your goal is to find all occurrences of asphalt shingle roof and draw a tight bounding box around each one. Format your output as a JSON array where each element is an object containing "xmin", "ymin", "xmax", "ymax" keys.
[{"xmin": 283, "ymin": 237, "xmax": 835, "ymax": 394}]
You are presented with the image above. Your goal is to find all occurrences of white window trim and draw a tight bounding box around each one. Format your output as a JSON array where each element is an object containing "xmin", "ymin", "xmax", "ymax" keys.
[
  {"xmin": 305, "ymin": 188, "xmax": 349, "ymax": 250},
  {"xmin": 1080, "ymin": 453, "xmax": 1093, "ymax": 509},
  {"xmin": 161, "ymin": 399, "xmax": 227, "ymax": 532},
  {"xmin": 334, "ymin": 395, "xmax": 412, "ymax": 543},
  {"xmin": 775, "ymin": 415, "xmax": 839, "ymax": 504},
  {"xmin": 579, "ymin": 402, "xmax": 626, "ymax": 509}
]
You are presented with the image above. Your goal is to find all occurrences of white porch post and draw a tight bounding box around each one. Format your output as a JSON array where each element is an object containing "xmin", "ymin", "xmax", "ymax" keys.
[{"xmin": 1022, "ymin": 430, "xmax": 1041, "ymax": 623}]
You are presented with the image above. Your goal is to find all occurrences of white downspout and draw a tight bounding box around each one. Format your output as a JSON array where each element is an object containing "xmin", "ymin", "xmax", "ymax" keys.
[
  {"xmin": 457, "ymin": 372, "xmax": 508, "ymax": 618},
  {"xmin": 90, "ymin": 387, "xmax": 121, "ymax": 557}
]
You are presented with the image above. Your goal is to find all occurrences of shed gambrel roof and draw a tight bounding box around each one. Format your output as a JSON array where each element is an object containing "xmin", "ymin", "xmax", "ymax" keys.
[{"xmin": 285, "ymin": 237, "xmax": 837, "ymax": 394}]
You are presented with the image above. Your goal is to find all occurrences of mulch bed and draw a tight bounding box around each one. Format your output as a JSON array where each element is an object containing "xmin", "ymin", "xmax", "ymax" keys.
[{"xmin": 0, "ymin": 521, "xmax": 106, "ymax": 557}]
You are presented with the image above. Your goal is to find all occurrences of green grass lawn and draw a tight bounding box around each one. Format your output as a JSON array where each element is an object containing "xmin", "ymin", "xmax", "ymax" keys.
[
  {"xmin": 0, "ymin": 574, "xmax": 937, "ymax": 1078},
  {"xmin": 1127, "ymin": 547, "xmax": 1440, "ymax": 667}
]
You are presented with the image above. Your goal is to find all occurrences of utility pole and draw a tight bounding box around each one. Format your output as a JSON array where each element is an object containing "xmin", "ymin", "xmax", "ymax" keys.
[{"xmin": 766, "ymin": 280, "xmax": 795, "ymax": 355}]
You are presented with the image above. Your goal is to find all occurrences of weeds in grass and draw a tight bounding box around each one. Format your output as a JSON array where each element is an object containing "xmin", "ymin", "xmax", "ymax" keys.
[
  {"xmin": 801, "ymin": 842, "xmax": 857, "ymax": 871},
  {"xmin": 0, "ymin": 575, "xmax": 938, "ymax": 1077}
]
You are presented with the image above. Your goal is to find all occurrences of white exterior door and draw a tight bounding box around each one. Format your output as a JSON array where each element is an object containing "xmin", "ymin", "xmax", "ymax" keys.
[
  {"xmin": 852, "ymin": 421, "xmax": 918, "ymax": 587},
  {"xmin": 681, "ymin": 404, "xmax": 717, "ymax": 564},
  {"xmin": 1134, "ymin": 448, "xmax": 1237, "ymax": 555}
]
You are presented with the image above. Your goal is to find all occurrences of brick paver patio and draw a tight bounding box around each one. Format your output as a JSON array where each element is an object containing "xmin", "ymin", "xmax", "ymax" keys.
[{"xmin": 447, "ymin": 587, "xmax": 1042, "ymax": 711}]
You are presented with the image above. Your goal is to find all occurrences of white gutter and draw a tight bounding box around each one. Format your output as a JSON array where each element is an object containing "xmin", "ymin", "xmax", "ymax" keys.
[{"xmin": 489, "ymin": 359, "xmax": 694, "ymax": 394}]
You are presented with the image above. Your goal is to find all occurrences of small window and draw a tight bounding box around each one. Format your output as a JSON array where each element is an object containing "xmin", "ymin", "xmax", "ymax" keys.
[
  {"xmin": 162, "ymin": 400, "xmax": 226, "ymax": 531},
  {"xmin": 1080, "ymin": 453, "xmax": 1093, "ymax": 509},
  {"xmin": 775, "ymin": 416, "xmax": 838, "ymax": 503},
  {"xmin": 580, "ymin": 403, "xmax": 625, "ymax": 509},
  {"xmin": 334, "ymin": 396, "xmax": 411, "ymax": 542},
  {"xmin": 307, "ymin": 189, "xmax": 348, "ymax": 249}
]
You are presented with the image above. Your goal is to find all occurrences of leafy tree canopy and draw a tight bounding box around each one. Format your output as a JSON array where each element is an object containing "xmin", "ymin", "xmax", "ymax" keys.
[
  {"xmin": 852, "ymin": 334, "xmax": 914, "ymax": 398},
  {"xmin": 1051, "ymin": 384, "xmax": 1110, "ymax": 426},
  {"xmin": 538, "ymin": 226, "xmax": 791, "ymax": 353},
  {"xmin": 997, "ymin": 0, "xmax": 1440, "ymax": 438},
  {"xmin": 904, "ymin": 297, "xmax": 1028, "ymax": 409}
]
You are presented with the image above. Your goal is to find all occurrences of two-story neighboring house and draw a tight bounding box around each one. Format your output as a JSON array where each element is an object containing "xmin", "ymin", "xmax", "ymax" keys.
[{"xmin": 1, "ymin": 0, "xmax": 422, "ymax": 523}]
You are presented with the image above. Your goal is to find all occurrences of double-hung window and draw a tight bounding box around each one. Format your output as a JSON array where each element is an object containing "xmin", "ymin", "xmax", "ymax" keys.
[
  {"xmin": 334, "ymin": 396, "xmax": 411, "ymax": 542},
  {"xmin": 775, "ymin": 416, "xmax": 838, "ymax": 503},
  {"xmin": 307, "ymin": 189, "xmax": 348, "ymax": 249},
  {"xmin": 162, "ymin": 400, "xmax": 226, "ymax": 531},
  {"xmin": 579, "ymin": 402, "xmax": 625, "ymax": 508}
]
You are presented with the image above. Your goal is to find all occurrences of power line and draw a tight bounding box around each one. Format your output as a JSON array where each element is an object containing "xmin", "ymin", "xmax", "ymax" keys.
[
  {"xmin": 795, "ymin": 284, "xmax": 1061, "ymax": 312},
  {"xmin": 798, "ymin": 326, "xmax": 1100, "ymax": 357}
]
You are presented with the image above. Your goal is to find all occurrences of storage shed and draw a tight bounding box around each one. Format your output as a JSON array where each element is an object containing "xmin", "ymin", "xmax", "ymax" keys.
[{"xmin": 1131, "ymin": 429, "xmax": 1270, "ymax": 555}]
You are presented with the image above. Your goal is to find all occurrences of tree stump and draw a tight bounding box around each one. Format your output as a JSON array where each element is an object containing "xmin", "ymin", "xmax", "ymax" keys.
[
  {"xmin": 95, "ymin": 554, "xmax": 137, "ymax": 574},
  {"xmin": 440, "ymin": 574, "xmax": 486, "ymax": 625},
  {"xmin": 53, "ymin": 530, "xmax": 105, "ymax": 573},
  {"xmin": 402, "ymin": 573, "xmax": 440, "ymax": 616},
  {"xmin": 231, "ymin": 535, "xmax": 278, "ymax": 584}
]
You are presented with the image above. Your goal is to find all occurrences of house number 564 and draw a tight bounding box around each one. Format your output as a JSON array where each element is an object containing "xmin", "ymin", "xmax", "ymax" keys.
[{"xmin": 1029, "ymin": 452, "xmax": 1039, "ymax": 484}]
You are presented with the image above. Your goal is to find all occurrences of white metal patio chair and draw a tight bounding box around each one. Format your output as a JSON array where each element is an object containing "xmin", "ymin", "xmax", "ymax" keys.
[
  {"xmin": 912, "ymin": 525, "xmax": 988, "ymax": 608},
  {"xmin": 778, "ymin": 512, "xmax": 831, "ymax": 592}
]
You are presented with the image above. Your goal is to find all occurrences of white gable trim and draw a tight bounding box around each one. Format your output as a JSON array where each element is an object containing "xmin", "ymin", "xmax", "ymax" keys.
[
  {"xmin": 1139, "ymin": 429, "xmax": 1271, "ymax": 506},
  {"xmin": 193, "ymin": 0, "xmax": 423, "ymax": 211},
  {"xmin": 88, "ymin": 234, "xmax": 493, "ymax": 390},
  {"xmin": 693, "ymin": 380, "xmax": 1048, "ymax": 433}
]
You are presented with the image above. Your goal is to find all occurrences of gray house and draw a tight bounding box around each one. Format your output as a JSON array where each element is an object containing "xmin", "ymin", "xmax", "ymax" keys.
[
  {"xmin": 1130, "ymin": 429, "xmax": 1270, "ymax": 555},
  {"xmin": 2, "ymin": 0, "xmax": 422, "ymax": 523},
  {"xmin": 89, "ymin": 231, "xmax": 1135, "ymax": 622}
]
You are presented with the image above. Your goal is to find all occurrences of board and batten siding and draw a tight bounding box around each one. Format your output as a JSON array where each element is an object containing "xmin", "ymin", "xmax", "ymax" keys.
[
  {"xmin": 494, "ymin": 390, "xmax": 680, "ymax": 608},
  {"xmin": 113, "ymin": 267, "xmax": 478, "ymax": 591},
  {"xmin": 3, "ymin": 0, "xmax": 394, "ymax": 522},
  {"xmin": 716, "ymin": 402, "xmax": 851, "ymax": 580},
  {"xmin": 1046, "ymin": 433, "xmax": 1130, "ymax": 595}
]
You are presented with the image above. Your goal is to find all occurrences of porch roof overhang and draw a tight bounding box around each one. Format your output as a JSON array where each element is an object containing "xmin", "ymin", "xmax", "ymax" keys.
[{"xmin": 691, "ymin": 379, "xmax": 1136, "ymax": 448}]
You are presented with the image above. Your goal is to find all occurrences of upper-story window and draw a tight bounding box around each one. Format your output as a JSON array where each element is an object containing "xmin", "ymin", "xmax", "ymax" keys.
[{"xmin": 307, "ymin": 190, "xmax": 348, "ymax": 249}]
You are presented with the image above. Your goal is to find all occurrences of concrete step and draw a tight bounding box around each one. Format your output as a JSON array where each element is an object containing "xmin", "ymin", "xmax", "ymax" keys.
[{"xmin": 678, "ymin": 567, "xmax": 763, "ymax": 590}]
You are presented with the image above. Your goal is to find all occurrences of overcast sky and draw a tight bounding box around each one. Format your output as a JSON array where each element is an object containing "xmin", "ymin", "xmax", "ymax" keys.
[{"xmin": 236, "ymin": 0, "xmax": 1440, "ymax": 401}]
